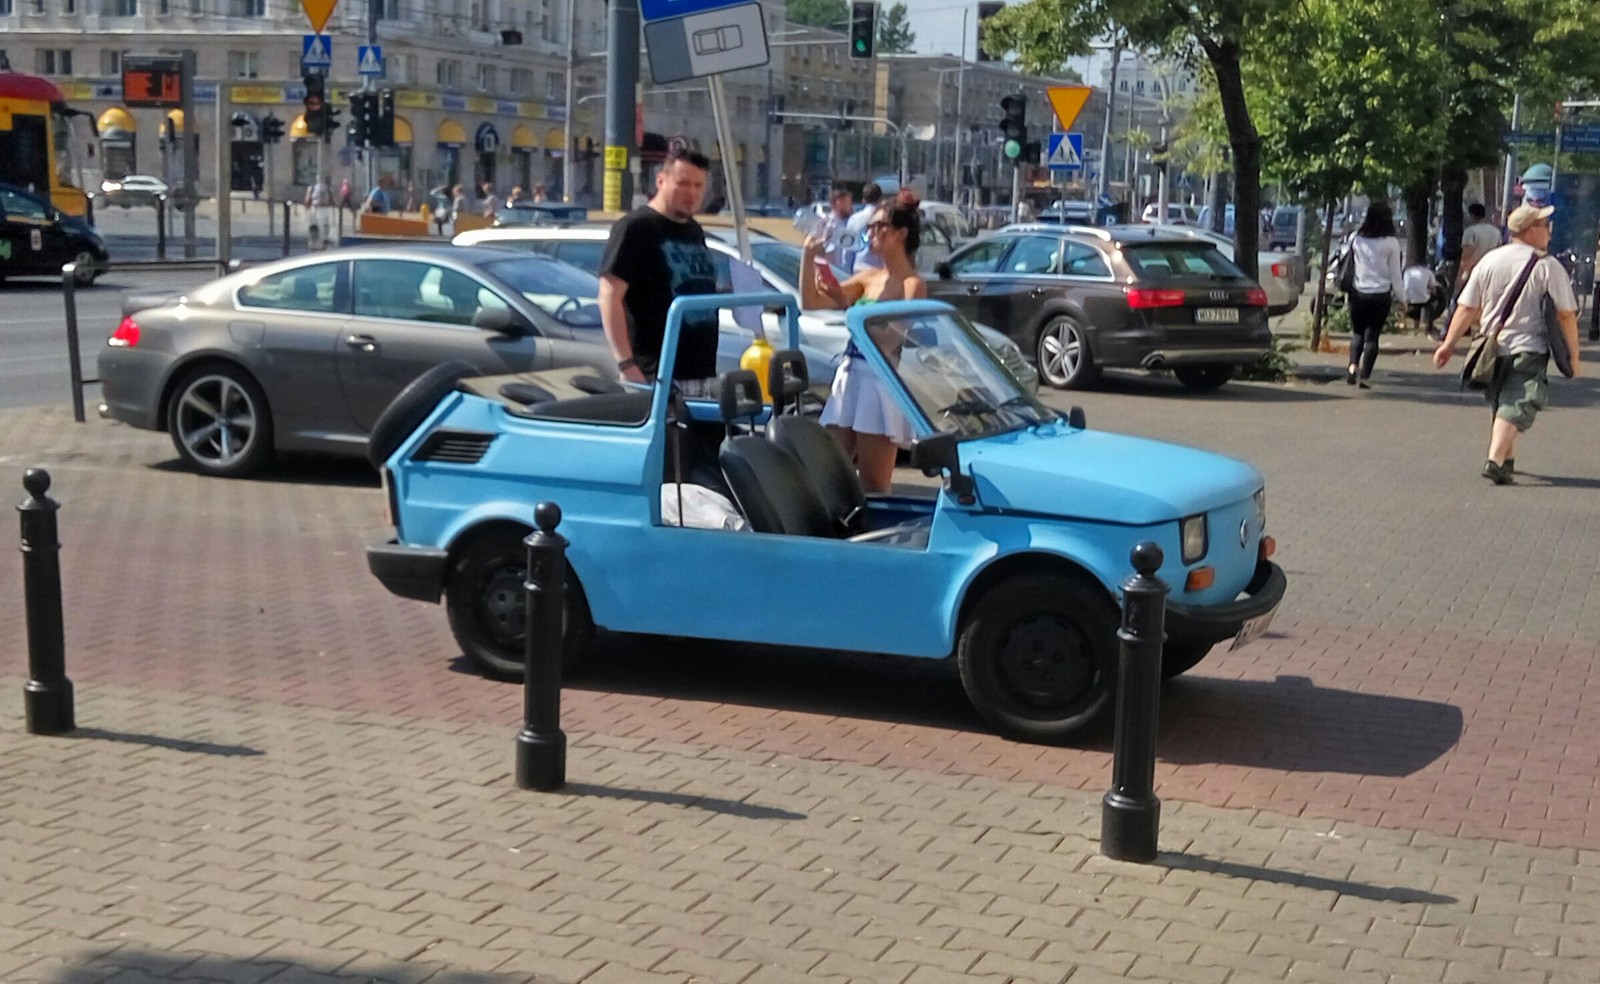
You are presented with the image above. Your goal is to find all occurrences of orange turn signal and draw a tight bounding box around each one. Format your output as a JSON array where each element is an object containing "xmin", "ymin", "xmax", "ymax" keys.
[
  {"xmin": 1259, "ymin": 536, "xmax": 1276, "ymax": 560},
  {"xmin": 1184, "ymin": 567, "xmax": 1215, "ymax": 592}
]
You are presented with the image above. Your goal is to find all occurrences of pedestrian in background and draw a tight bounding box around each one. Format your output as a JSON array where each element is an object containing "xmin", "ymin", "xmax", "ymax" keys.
[
  {"xmin": 480, "ymin": 182, "xmax": 502, "ymax": 217},
  {"xmin": 1343, "ymin": 200, "xmax": 1404, "ymax": 388},
  {"xmin": 450, "ymin": 184, "xmax": 467, "ymax": 225},
  {"xmin": 1432, "ymin": 203, "xmax": 1581, "ymax": 485},
  {"xmin": 339, "ymin": 177, "xmax": 354, "ymax": 214},
  {"xmin": 848, "ymin": 183, "xmax": 884, "ymax": 272}
]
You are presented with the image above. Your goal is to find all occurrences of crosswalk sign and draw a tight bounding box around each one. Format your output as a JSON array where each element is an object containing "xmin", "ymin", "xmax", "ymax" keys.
[
  {"xmin": 1047, "ymin": 133, "xmax": 1084, "ymax": 171},
  {"xmin": 301, "ymin": 34, "xmax": 332, "ymax": 70},
  {"xmin": 358, "ymin": 45, "xmax": 384, "ymax": 76}
]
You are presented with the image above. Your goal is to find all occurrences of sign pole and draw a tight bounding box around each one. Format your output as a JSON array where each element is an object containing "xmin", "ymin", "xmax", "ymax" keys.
[
  {"xmin": 216, "ymin": 83, "xmax": 232, "ymax": 268},
  {"xmin": 179, "ymin": 50, "xmax": 198, "ymax": 258},
  {"xmin": 604, "ymin": 0, "xmax": 640, "ymax": 211},
  {"xmin": 706, "ymin": 75, "xmax": 750, "ymax": 263}
]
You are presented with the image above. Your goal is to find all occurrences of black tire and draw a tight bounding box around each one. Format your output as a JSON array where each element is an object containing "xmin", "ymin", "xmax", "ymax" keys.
[
  {"xmin": 166, "ymin": 363, "xmax": 275, "ymax": 477},
  {"xmin": 366, "ymin": 361, "xmax": 478, "ymax": 469},
  {"xmin": 72, "ymin": 251, "xmax": 100, "ymax": 286},
  {"xmin": 445, "ymin": 525, "xmax": 595, "ymax": 679},
  {"xmin": 1161, "ymin": 641, "xmax": 1214, "ymax": 679},
  {"xmin": 957, "ymin": 573, "xmax": 1118, "ymax": 743},
  {"xmin": 1173, "ymin": 365, "xmax": 1234, "ymax": 391},
  {"xmin": 1035, "ymin": 316, "xmax": 1099, "ymax": 390}
]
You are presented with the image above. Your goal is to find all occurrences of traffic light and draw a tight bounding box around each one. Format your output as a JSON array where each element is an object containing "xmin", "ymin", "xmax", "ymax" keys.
[
  {"xmin": 323, "ymin": 103, "xmax": 341, "ymax": 143},
  {"xmin": 302, "ymin": 74, "xmax": 326, "ymax": 136},
  {"xmin": 371, "ymin": 88, "xmax": 396, "ymax": 147},
  {"xmin": 348, "ymin": 90, "xmax": 375, "ymax": 146},
  {"xmin": 1022, "ymin": 139, "xmax": 1041, "ymax": 165},
  {"xmin": 976, "ymin": 1, "xmax": 1004, "ymax": 62},
  {"xmin": 849, "ymin": 1, "xmax": 877, "ymax": 60},
  {"xmin": 261, "ymin": 114, "xmax": 285, "ymax": 145},
  {"xmin": 999, "ymin": 94, "xmax": 1027, "ymax": 163}
]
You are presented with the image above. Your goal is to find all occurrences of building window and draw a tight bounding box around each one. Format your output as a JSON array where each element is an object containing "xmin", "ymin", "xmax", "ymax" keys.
[
  {"xmin": 64, "ymin": 0, "xmax": 78, "ymax": 12},
  {"xmin": 663, "ymin": 91, "xmax": 677, "ymax": 110},
  {"xmin": 540, "ymin": 0, "xmax": 557, "ymax": 41},
  {"xmin": 545, "ymin": 70, "xmax": 561, "ymax": 100},
  {"xmin": 1134, "ymin": 79, "xmax": 1144, "ymax": 95},
  {"xmin": 107, "ymin": 0, "xmax": 135, "ymax": 13},
  {"xmin": 393, "ymin": 53, "xmax": 416, "ymax": 83},
  {"xmin": 35, "ymin": 48, "xmax": 72, "ymax": 74},
  {"xmin": 510, "ymin": 68, "xmax": 533, "ymax": 96},
  {"xmin": 375, "ymin": 0, "xmax": 397, "ymax": 17},
  {"xmin": 0, "ymin": 1, "xmax": 12, "ymax": 13},
  {"xmin": 436, "ymin": 59, "xmax": 460, "ymax": 87},
  {"xmin": 476, "ymin": 63, "xmax": 494, "ymax": 91},
  {"xmin": 100, "ymin": 49, "xmax": 122, "ymax": 74},
  {"xmin": 227, "ymin": 50, "xmax": 258, "ymax": 78}
]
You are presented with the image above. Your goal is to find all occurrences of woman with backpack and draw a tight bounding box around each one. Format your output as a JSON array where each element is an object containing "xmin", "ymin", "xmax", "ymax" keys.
[{"xmin": 1340, "ymin": 201, "xmax": 1405, "ymax": 388}]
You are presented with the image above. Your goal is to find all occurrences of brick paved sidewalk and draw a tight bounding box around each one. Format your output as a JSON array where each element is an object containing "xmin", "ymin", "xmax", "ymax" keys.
[{"xmin": 1, "ymin": 680, "xmax": 1593, "ymax": 984}]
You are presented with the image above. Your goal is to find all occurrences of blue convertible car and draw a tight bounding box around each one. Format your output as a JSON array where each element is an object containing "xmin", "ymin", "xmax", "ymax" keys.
[{"xmin": 367, "ymin": 296, "xmax": 1285, "ymax": 743}]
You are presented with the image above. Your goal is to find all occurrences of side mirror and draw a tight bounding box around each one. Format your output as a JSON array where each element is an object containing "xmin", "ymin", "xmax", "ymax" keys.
[
  {"xmin": 935, "ymin": 261, "xmax": 953, "ymax": 280},
  {"xmin": 908, "ymin": 432, "xmax": 975, "ymax": 504},
  {"xmin": 473, "ymin": 305, "xmax": 522, "ymax": 334}
]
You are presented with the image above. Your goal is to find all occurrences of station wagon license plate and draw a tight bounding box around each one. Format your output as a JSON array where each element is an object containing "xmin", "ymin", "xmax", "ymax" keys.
[
  {"xmin": 1196, "ymin": 307, "xmax": 1240, "ymax": 324},
  {"xmin": 1229, "ymin": 608, "xmax": 1276, "ymax": 652}
]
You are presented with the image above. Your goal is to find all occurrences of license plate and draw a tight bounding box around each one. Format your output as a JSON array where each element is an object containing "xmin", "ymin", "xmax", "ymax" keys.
[
  {"xmin": 1196, "ymin": 307, "xmax": 1240, "ymax": 324},
  {"xmin": 1229, "ymin": 608, "xmax": 1277, "ymax": 652}
]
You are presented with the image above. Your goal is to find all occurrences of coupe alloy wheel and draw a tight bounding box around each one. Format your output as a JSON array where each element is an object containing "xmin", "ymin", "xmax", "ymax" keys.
[{"xmin": 173, "ymin": 374, "xmax": 262, "ymax": 472}]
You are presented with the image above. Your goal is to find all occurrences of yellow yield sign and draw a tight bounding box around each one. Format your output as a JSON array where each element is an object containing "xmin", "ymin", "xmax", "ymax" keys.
[
  {"xmin": 1047, "ymin": 86, "xmax": 1092, "ymax": 131},
  {"xmin": 302, "ymin": 0, "xmax": 340, "ymax": 35}
]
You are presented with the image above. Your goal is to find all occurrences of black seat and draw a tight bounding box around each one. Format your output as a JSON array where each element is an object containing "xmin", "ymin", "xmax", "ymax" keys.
[
  {"xmin": 716, "ymin": 371, "xmax": 830, "ymax": 537},
  {"xmin": 517, "ymin": 390, "xmax": 652, "ymax": 423},
  {"xmin": 766, "ymin": 349, "xmax": 867, "ymax": 534}
]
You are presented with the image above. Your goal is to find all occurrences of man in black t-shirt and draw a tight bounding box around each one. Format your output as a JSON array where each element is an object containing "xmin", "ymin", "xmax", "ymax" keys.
[{"xmin": 598, "ymin": 148, "xmax": 720, "ymax": 385}]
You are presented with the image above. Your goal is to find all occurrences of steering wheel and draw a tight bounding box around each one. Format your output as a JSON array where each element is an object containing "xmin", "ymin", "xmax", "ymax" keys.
[{"xmin": 552, "ymin": 297, "xmax": 582, "ymax": 321}]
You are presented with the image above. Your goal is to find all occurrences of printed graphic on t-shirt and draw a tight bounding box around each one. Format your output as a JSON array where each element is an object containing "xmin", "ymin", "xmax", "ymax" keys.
[{"xmin": 663, "ymin": 240, "xmax": 718, "ymax": 327}]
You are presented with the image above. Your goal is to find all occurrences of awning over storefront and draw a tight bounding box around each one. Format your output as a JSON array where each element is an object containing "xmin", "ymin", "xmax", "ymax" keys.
[
  {"xmin": 290, "ymin": 114, "xmax": 312, "ymax": 140},
  {"xmin": 394, "ymin": 116, "xmax": 414, "ymax": 144},
  {"xmin": 97, "ymin": 107, "xmax": 136, "ymax": 135},
  {"xmin": 512, "ymin": 124, "xmax": 539, "ymax": 150},
  {"xmin": 165, "ymin": 109, "xmax": 187, "ymax": 135},
  {"xmin": 544, "ymin": 127, "xmax": 566, "ymax": 152},
  {"xmin": 437, "ymin": 119, "xmax": 466, "ymax": 146}
]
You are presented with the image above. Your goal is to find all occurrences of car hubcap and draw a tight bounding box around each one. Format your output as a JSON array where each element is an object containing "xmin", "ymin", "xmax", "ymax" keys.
[
  {"xmin": 480, "ymin": 564, "xmax": 527, "ymax": 652},
  {"xmin": 74, "ymin": 252, "xmax": 95, "ymax": 282},
  {"xmin": 175, "ymin": 375, "xmax": 257, "ymax": 468},
  {"xmin": 995, "ymin": 613, "xmax": 1094, "ymax": 708},
  {"xmin": 1039, "ymin": 323, "xmax": 1081, "ymax": 384}
]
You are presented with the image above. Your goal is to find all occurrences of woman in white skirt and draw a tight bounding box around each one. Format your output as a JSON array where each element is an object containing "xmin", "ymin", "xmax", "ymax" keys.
[{"xmin": 800, "ymin": 198, "xmax": 926, "ymax": 493}]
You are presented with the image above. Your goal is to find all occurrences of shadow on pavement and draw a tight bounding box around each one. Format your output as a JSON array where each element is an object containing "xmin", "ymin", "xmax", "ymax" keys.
[
  {"xmin": 1159, "ymin": 852, "xmax": 1456, "ymax": 905},
  {"xmin": 563, "ymin": 781, "xmax": 806, "ymax": 820},
  {"xmin": 43, "ymin": 950, "xmax": 546, "ymax": 984},
  {"xmin": 1153, "ymin": 674, "xmax": 1463, "ymax": 777},
  {"xmin": 66, "ymin": 727, "xmax": 263, "ymax": 757},
  {"xmin": 149, "ymin": 454, "xmax": 379, "ymax": 488}
]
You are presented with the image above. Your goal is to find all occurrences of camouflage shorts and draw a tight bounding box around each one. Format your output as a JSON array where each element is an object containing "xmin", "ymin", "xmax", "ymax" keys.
[{"xmin": 1486, "ymin": 352, "xmax": 1550, "ymax": 432}]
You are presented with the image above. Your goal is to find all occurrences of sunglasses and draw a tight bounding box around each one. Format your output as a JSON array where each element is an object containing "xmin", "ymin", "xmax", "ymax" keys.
[{"xmin": 867, "ymin": 221, "xmax": 894, "ymax": 232}]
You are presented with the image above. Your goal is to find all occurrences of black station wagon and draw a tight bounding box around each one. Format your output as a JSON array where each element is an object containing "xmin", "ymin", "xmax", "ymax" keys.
[{"xmin": 927, "ymin": 224, "xmax": 1272, "ymax": 391}]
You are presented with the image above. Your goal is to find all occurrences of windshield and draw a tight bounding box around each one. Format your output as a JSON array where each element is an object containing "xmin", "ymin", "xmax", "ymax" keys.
[
  {"xmin": 482, "ymin": 257, "xmax": 602, "ymax": 327},
  {"xmin": 857, "ymin": 308, "xmax": 1054, "ymax": 439},
  {"xmin": 750, "ymin": 241, "xmax": 846, "ymax": 290},
  {"xmin": 1121, "ymin": 243, "xmax": 1246, "ymax": 280}
]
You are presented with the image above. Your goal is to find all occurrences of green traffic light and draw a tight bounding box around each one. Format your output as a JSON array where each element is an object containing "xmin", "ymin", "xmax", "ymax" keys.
[
  {"xmin": 1004, "ymin": 139, "xmax": 1022, "ymax": 160},
  {"xmin": 855, "ymin": 40, "xmax": 867, "ymax": 52}
]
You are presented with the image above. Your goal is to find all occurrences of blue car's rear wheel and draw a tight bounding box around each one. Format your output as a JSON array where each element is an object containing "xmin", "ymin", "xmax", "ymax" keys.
[
  {"xmin": 445, "ymin": 525, "xmax": 594, "ymax": 678},
  {"xmin": 957, "ymin": 573, "xmax": 1116, "ymax": 743}
]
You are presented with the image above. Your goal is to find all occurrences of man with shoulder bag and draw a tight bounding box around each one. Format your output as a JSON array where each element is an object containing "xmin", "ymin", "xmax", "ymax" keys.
[{"xmin": 1432, "ymin": 203, "xmax": 1582, "ymax": 485}]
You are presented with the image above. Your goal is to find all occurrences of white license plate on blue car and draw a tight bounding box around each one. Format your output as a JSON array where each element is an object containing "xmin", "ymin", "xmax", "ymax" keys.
[
  {"xmin": 1196, "ymin": 307, "xmax": 1240, "ymax": 324},
  {"xmin": 1229, "ymin": 608, "xmax": 1276, "ymax": 652}
]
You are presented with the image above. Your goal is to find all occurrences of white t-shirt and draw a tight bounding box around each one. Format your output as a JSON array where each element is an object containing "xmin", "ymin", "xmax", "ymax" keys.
[
  {"xmin": 848, "ymin": 205, "xmax": 882, "ymax": 272},
  {"xmin": 1460, "ymin": 222, "xmax": 1501, "ymax": 269},
  {"xmin": 1402, "ymin": 265, "xmax": 1435, "ymax": 305},
  {"xmin": 1350, "ymin": 234, "xmax": 1404, "ymax": 297},
  {"xmin": 1457, "ymin": 242, "xmax": 1577, "ymax": 355}
]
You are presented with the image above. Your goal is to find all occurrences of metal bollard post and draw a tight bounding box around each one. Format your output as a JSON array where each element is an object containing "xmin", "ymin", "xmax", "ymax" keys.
[
  {"xmin": 1101, "ymin": 541, "xmax": 1168, "ymax": 862},
  {"xmin": 515, "ymin": 501, "xmax": 568, "ymax": 791},
  {"xmin": 155, "ymin": 196, "xmax": 168, "ymax": 260},
  {"xmin": 61, "ymin": 266, "xmax": 85, "ymax": 424},
  {"xmin": 282, "ymin": 202, "xmax": 292, "ymax": 257},
  {"xmin": 1589, "ymin": 281, "xmax": 1598, "ymax": 342},
  {"xmin": 18, "ymin": 469, "xmax": 75, "ymax": 735}
]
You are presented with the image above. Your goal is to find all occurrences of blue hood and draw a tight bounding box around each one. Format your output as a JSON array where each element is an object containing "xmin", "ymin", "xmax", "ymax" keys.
[{"xmin": 964, "ymin": 424, "xmax": 1262, "ymax": 525}]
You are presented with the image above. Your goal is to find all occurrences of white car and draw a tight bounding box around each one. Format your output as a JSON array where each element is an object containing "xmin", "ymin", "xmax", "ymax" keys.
[
  {"xmin": 97, "ymin": 174, "xmax": 169, "ymax": 208},
  {"xmin": 452, "ymin": 224, "xmax": 1038, "ymax": 392},
  {"xmin": 1146, "ymin": 223, "xmax": 1304, "ymax": 316},
  {"xmin": 1140, "ymin": 202, "xmax": 1202, "ymax": 226}
]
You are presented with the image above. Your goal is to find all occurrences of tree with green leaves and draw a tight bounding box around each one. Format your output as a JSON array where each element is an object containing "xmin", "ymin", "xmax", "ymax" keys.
[
  {"xmin": 787, "ymin": 0, "xmax": 848, "ymax": 30},
  {"xmin": 876, "ymin": 2, "xmax": 916, "ymax": 54}
]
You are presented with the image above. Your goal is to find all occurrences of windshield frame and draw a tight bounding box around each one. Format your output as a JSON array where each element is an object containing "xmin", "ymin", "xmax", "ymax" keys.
[{"xmin": 844, "ymin": 301, "xmax": 1056, "ymax": 441}]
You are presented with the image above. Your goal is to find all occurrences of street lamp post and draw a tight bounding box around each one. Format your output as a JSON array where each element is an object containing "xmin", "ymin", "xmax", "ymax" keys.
[{"xmin": 563, "ymin": 0, "xmax": 578, "ymax": 202}]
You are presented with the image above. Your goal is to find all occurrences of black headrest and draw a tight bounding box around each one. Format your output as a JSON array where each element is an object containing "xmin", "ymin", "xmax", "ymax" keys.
[
  {"xmin": 768, "ymin": 349, "xmax": 809, "ymax": 414},
  {"xmin": 499, "ymin": 381, "xmax": 556, "ymax": 405},
  {"xmin": 719, "ymin": 370, "xmax": 763, "ymax": 422},
  {"xmin": 571, "ymin": 373, "xmax": 624, "ymax": 396}
]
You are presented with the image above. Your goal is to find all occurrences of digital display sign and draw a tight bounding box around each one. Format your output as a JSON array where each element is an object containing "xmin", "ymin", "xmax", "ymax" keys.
[{"xmin": 122, "ymin": 56, "xmax": 186, "ymax": 108}]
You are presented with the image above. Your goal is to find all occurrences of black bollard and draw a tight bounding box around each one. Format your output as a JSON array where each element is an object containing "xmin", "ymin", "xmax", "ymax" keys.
[
  {"xmin": 1101, "ymin": 541, "xmax": 1168, "ymax": 862},
  {"xmin": 282, "ymin": 202, "xmax": 292, "ymax": 257},
  {"xmin": 155, "ymin": 196, "xmax": 168, "ymax": 260},
  {"xmin": 1590, "ymin": 281, "xmax": 1598, "ymax": 342},
  {"xmin": 18, "ymin": 469, "xmax": 74, "ymax": 735},
  {"xmin": 515, "ymin": 502, "xmax": 567, "ymax": 791}
]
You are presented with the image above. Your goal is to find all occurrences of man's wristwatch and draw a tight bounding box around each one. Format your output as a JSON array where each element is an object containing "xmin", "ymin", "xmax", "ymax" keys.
[{"xmin": 616, "ymin": 357, "xmax": 637, "ymax": 372}]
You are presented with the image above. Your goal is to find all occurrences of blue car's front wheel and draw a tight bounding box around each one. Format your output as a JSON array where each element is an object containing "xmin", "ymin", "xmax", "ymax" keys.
[
  {"xmin": 957, "ymin": 573, "xmax": 1117, "ymax": 744},
  {"xmin": 445, "ymin": 525, "xmax": 595, "ymax": 678}
]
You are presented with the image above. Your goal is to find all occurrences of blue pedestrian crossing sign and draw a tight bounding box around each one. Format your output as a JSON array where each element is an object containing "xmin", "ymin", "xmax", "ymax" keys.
[
  {"xmin": 301, "ymin": 34, "xmax": 332, "ymax": 70},
  {"xmin": 1047, "ymin": 133, "xmax": 1084, "ymax": 171},
  {"xmin": 358, "ymin": 45, "xmax": 384, "ymax": 77}
]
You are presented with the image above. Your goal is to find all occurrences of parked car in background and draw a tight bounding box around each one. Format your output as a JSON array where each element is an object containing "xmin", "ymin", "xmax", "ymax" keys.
[
  {"xmin": 493, "ymin": 202, "xmax": 589, "ymax": 227},
  {"xmin": 927, "ymin": 223, "xmax": 1271, "ymax": 391},
  {"xmin": 1140, "ymin": 202, "xmax": 1202, "ymax": 225},
  {"xmin": 1267, "ymin": 206, "xmax": 1303, "ymax": 250},
  {"xmin": 919, "ymin": 200, "xmax": 975, "ymax": 243},
  {"xmin": 97, "ymin": 174, "xmax": 169, "ymax": 208},
  {"xmin": 367, "ymin": 298, "xmax": 1285, "ymax": 744},
  {"xmin": 1147, "ymin": 224, "xmax": 1304, "ymax": 316},
  {"xmin": 0, "ymin": 183, "xmax": 108, "ymax": 285},
  {"xmin": 453, "ymin": 224, "xmax": 1036, "ymax": 392},
  {"xmin": 1038, "ymin": 200, "xmax": 1096, "ymax": 225}
]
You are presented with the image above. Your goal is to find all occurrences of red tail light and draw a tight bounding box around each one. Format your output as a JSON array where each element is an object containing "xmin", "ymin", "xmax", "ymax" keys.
[
  {"xmin": 1245, "ymin": 287, "xmax": 1269, "ymax": 307},
  {"xmin": 109, "ymin": 316, "xmax": 141, "ymax": 348},
  {"xmin": 1270, "ymin": 262, "xmax": 1288, "ymax": 278},
  {"xmin": 1127, "ymin": 288, "xmax": 1187, "ymax": 309}
]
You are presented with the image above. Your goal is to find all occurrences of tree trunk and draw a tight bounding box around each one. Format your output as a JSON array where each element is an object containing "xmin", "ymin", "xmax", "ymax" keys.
[
  {"xmin": 1207, "ymin": 166, "xmax": 1229, "ymax": 234},
  {"xmin": 1439, "ymin": 165, "xmax": 1467, "ymax": 263},
  {"xmin": 1202, "ymin": 38, "xmax": 1259, "ymax": 281},
  {"xmin": 1311, "ymin": 200, "xmax": 1335, "ymax": 351},
  {"xmin": 1402, "ymin": 177, "xmax": 1431, "ymax": 268}
]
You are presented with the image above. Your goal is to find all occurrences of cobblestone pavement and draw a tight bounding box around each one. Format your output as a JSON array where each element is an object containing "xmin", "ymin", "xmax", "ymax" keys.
[{"xmin": 0, "ymin": 341, "xmax": 1597, "ymax": 980}]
